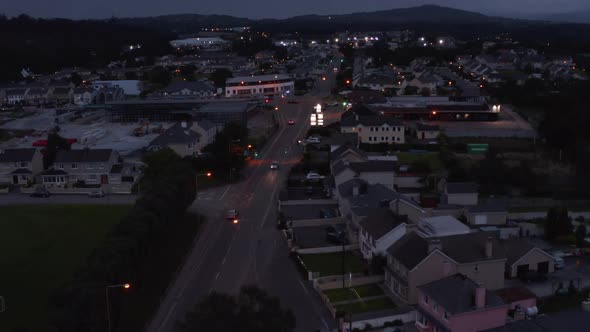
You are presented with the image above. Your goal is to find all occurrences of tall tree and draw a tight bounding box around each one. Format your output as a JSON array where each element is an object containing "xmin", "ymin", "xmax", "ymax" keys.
[
  {"xmin": 575, "ymin": 224, "xmax": 587, "ymax": 246},
  {"xmin": 544, "ymin": 206, "xmax": 573, "ymax": 242},
  {"xmin": 179, "ymin": 286, "xmax": 295, "ymax": 332},
  {"xmin": 209, "ymin": 68, "xmax": 233, "ymax": 88}
]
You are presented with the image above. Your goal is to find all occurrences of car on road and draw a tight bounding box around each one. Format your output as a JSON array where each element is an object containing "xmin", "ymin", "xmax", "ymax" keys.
[
  {"xmin": 327, "ymin": 102, "xmax": 339, "ymax": 107},
  {"xmin": 270, "ymin": 161, "xmax": 279, "ymax": 170},
  {"xmin": 305, "ymin": 137, "xmax": 321, "ymax": 144},
  {"xmin": 88, "ymin": 190, "xmax": 105, "ymax": 198},
  {"xmin": 225, "ymin": 209, "xmax": 239, "ymax": 220},
  {"xmin": 306, "ymin": 172, "xmax": 325, "ymax": 180},
  {"xmin": 30, "ymin": 189, "xmax": 50, "ymax": 198},
  {"xmin": 287, "ymin": 119, "xmax": 295, "ymax": 125}
]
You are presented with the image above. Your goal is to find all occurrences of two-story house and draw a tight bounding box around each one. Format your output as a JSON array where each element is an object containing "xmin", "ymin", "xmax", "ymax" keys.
[
  {"xmin": 416, "ymin": 274, "xmax": 509, "ymax": 332},
  {"xmin": 191, "ymin": 119, "xmax": 221, "ymax": 151},
  {"xmin": 359, "ymin": 208, "xmax": 409, "ymax": 260},
  {"xmin": 341, "ymin": 113, "xmax": 405, "ymax": 145},
  {"xmin": 25, "ymin": 87, "xmax": 50, "ymax": 106},
  {"xmin": 43, "ymin": 149, "xmax": 120, "ymax": 187},
  {"xmin": 147, "ymin": 122, "xmax": 201, "ymax": 157},
  {"xmin": 332, "ymin": 160, "xmax": 397, "ymax": 190},
  {"xmin": 336, "ymin": 178, "xmax": 399, "ymax": 228},
  {"xmin": 72, "ymin": 87, "xmax": 95, "ymax": 106},
  {"xmin": 0, "ymin": 148, "xmax": 43, "ymax": 185},
  {"xmin": 6, "ymin": 88, "xmax": 27, "ymax": 105},
  {"xmin": 385, "ymin": 231, "xmax": 507, "ymax": 304}
]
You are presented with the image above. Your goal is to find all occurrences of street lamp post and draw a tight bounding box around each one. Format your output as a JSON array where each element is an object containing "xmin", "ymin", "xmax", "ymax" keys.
[{"xmin": 105, "ymin": 283, "xmax": 130, "ymax": 332}]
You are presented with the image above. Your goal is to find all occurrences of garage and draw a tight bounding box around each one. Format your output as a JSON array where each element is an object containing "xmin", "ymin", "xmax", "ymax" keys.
[
  {"xmin": 517, "ymin": 264, "xmax": 529, "ymax": 278},
  {"xmin": 537, "ymin": 261, "xmax": 550, "ymax": 274}
]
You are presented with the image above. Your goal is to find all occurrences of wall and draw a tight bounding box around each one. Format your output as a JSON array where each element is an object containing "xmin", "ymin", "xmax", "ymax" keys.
[
  {"xmin": 450, "ymin": 306, "xmax": 508, "ymax": 332},
  {"xmin": 447, "ymin": 193, "xmax": 478, "ymax": 206},
  {"xmin": 316, "ymin": 274, "xmax": 384, "ymax": 290},
  {"xmin": 225, "ymin": 81, "xmax": 294, "ymax": 97},
  {"xmin": 334, "ymin": 168, "xmax": 356, "ymax": 188},
  {"xmin": 168, "ymin": 142, "xmax": 198, "ymax": 158},
  {"xmin": 395, "ymin": 175, "xmax": 422, "ymax": 189},
  {"xmin": 508, "ymin": 248, "xmax": 555, "ymax": 278},
  {"xmin": 406, "ymin": 251, "xmax": 459, "ymax": 304},
  {"xmin": 467, "ymin": 212, "xmax": 507, "ymax": 226},
  {"xmin": 374, "ymin": 225, "xmax": 407, "ymax": 258},
  {"xmin": 346, "ymin": 310, "xmax": 416, "ymax": 332},
  {"xmin": 456, "ymin": 260, "xmax": 505, "ymax": 290},
  {"xmin": 296, "ymin": 244, "xmax": 358, "ymax": 254},
  {"xmin": 508, "ymin": 298, "xmax": 537, "ymax": 310},
  {"xmin": 356, "ymin": 124, "xmax": 405, "ymax": 144},
  {"xmin": 416, "ymin": 130, "xmax": 439, "ymax": 140}
]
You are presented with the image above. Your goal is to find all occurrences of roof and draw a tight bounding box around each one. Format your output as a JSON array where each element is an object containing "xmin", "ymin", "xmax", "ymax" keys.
[
  {"xmin": 0, "ymin": 148, "xmax": 37, "ymax": 162},
  {"xmin": 500, "ymin": 239, "xmax": 538, "ymax": 267},
  {"xmin": 195, "ymin": 119, "xmax": 218, "ymax": 130},
  {"xmin": 387, "ymin": 231, "xmax": 506, "ymax": 270},
  {"xmin": 6, "ymin": 88, "xmax": 27, "ymax": 95},
  {"xmin": 337, "ymin": 178, "xmax": 368, "ymax": 198},
  {"xmin": 419, "ymin": 215, "xmax": 471, "ymax": 237},
  {"xmin": 349, "ymin": 184, "xmax": 399, "ymax": 217},
  {"xmin": 163, "ymin": 81, "xmax": 215, "ymax": 93},
  {"xmin": 446, "ymin": 182, "xmax": 479, "ymax": 194},
  {"xmin": 341, "ymin": 114, "xmax": 404, "ymax": 127},
  {"xmin": 419, "ymin": 274, "xmax": 506, "ymax": 315},
  {"xmin": 198, "ymin": 102, "xmax": 251, "ymax": 113},
  {"xmin": 226, "ymin": 74, "xmax": 291, "ymax": 84},
  {"xmin": 55, "ymin": 149, "xmax": 114, "ymax": 163},
  {"xmin": 150, "ymin": 122, "xmax": 200, "ymax": 146},
  {"xmin": 349, "ymin": 90, "xmax": 386, "ymax": 104},
  {"xmin": 52, "ymin": 87, "xmax": 71, "ymax": 94},
  {"xmin": 494, "ymin": 287, "xmax": 536, "ymax": 304},
  {"xmin": 349, "ymin": 160, "xmax": 397, "ymax": 173},
  {"xmin": 331, "ymin": 144, "xmax": 366, "ymax": 162},
  {"xmin": 416, "ymin": 123, "xmax": 440, "ymax": 131},
  {"xmin": 483, "ymin": 310, "xmax": 590, "ymax": 332},
  {"xmin": 42, "ymin": 169, "xmax": 68, "ymax": 175},
  {"xmin": 10, "ymin": 168, "xmax": 32, "ymax": 174},
  {"xmin": 359, "ymin": 208, "xmax": 407, "ymax": 240},
  {"xmin": 110, "ymin": 164, "xmax": 123, "ymax": 174}
]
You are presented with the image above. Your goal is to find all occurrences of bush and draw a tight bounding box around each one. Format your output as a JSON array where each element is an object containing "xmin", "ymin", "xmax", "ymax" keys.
[{"xmin": 555, "ymin": 234, "xmax": 577, "ymax": 245}]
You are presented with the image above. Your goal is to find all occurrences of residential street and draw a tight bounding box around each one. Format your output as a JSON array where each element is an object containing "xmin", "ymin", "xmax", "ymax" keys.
[{"xmin": 147, "ymin": 69, "xmax": 339, "ymax": 332}]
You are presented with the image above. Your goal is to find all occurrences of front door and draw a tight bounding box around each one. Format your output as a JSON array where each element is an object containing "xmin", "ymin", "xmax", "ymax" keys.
[
  {"xmin": 100, "ymin": 174, "xmax": 108, "ymax": 184},
  {"xmin": 12, "ymin": 175, "xmax": 18, "ymax": 185}
]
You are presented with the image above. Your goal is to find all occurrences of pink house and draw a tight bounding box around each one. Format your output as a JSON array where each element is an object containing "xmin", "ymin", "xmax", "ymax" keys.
[{"xmin": 415, "ymin": 274, "xmax": 509, "ymax": 332}]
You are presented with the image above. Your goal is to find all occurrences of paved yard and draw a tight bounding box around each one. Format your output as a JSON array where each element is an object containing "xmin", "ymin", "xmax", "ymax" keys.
[{"xmin": 293, "ymin": 225, "xmax": 345, "ymax": 248}]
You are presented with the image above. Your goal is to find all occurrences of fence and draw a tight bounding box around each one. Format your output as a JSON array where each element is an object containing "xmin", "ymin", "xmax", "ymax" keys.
[
  {"xmin": 280, "ymin": 199, "xmax": 338, "ymax": 206},
  {"xmin": 315, "ymin": 274, "xmax": 384, "ymax": 290},
  {"xmin": 345, "ymin": 309, "xmax": 416, "ymax": 332},
  {"xmin": 295, "ymin": 244, "xmax": 358, "ymax": 255},
  {"xmin": 290, "ymin": 217, "xmax": 346, "ymax": 228}
]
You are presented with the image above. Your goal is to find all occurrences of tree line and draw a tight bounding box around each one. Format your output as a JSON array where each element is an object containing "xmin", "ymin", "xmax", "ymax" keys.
[{"xmin": 48, "ymin": 149, "xmax": 197, "ymax": 332}]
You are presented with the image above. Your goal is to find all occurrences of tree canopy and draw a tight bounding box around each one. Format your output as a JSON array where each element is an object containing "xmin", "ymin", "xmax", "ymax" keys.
[{"xmin": 179, "ymin": 285, "xmax": 295, "ymax": 332}]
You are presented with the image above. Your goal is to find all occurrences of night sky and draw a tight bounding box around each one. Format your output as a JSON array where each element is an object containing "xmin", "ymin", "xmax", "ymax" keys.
[{"xmin": 3, "ymin": 0, "xmax": 589, "ymax": 19}]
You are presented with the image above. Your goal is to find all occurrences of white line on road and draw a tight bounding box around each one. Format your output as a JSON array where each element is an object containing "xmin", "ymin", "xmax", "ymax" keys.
[
  {"xmin": 215, "ymin": 271, "xmax": 220, "ymax": 280},
  {"xmin": 161, "ymin": 302, "xmax": 177, "ymax": 327},
  {"xmin": 220, "ymin": 185, "xmax": 231, "ymax": 200},
  {"xmin": 298, "ymin": 280, "xmax": 310, "ymax": 295}
]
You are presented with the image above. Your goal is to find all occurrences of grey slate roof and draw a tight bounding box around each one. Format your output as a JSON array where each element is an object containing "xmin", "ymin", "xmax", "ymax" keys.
[
  {"xmin": 349, "ymin": 184, "xmax": 398, "ymax": 217},
  {"xmin": 42, "ymin": 169, "xmax": 68, "ymax": 175},
  {"xmin": 337, "ymin": 178, "xmax": 367, "ymax": 198},
  {"xmin": 341, "ymin": 114, "xmax": 404, "ymax": 127},
  {"xmin": 419, "ymin": 274, "xmax": 506, "ymax": 315},
  {"xmin": 349, "ymin": 160, "xmax": 397, "ymax": 173},
  {"xmin": 416, "ymin": 123, "xmax": 440, "ymax": 131},
  {"xmin": 446, "ymin": 182, "xmax": 479, "ymax": 194},
  {"xmin": 10, "ymin": 168, "xmax": 32, "ymax": 174},
  {"xmin": 164, "ymin": 81, "xmax": 215, "ymax": 93},
  {"xmin": 330, "ymin": 144, "xmax": 366, "ymax": 162},
  {"xmin": 387, "ymin": 231, "xmax": 506, "ymax": 270},
  {"xmin": 500, "ymin": 239, "xmax": 540, "ymax": 267},
  {"xmin": 467, "ymin": 203, "xmax": 507, "ymax": 213},
  {"xmin": 150, "ymin": 122, "xmax": 201, "ymax": 146},
  {"xmin": 55, "ymin": 149, "xmax": 114, "ymax": 163},
  {"xmin": 196, "ymin": 119, "xmax": 217, "ymax": 130},
  {"xmin": 6, "ymin": 88, "xmax": 27, "ymax": 95},
  {"xmin": 359, "ymin": 208, "xmax": 407, "ymax": 240},
  {"xmin": 0, "ymin": 148, "xmax": 36, "ymax": 162},
  {"xmin": 52, "ymin": 87, "xmax": 71, "ymax": 95}
]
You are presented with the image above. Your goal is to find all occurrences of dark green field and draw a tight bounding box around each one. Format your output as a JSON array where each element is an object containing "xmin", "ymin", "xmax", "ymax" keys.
[{"xmin": 0, "ymin": 205, "xmax": 131, "ymax": 331}]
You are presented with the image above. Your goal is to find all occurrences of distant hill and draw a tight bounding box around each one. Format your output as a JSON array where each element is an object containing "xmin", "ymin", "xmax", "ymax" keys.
[{"xmin": 542, "ymin": 9, "xmax": 590, "ymax": 24}]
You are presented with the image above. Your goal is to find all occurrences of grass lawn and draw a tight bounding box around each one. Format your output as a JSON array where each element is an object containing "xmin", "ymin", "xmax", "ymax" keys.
[
  {"xmin": 299, "ymin": 252, "xmax": 365, "ymax": 277},
  {"xmin": 324, "ymin": 284, "xmax": 384, "ymax": 302},
  {"xmin": 396, "ymin": 152, "xmax": 443, "ymax": 171},
  {"xmin": 0, "ymin": 205, "xmax": 131, "ymax": 332},
  {"xmin": 335, "ymin": 297, "xmax": 396, "ymax": 315}
]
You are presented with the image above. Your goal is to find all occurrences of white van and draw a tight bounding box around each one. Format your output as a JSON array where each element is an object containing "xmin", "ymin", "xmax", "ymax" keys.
[{"xmin": 553, "ymin": 254, "xmax": 565, "ymax": 269}]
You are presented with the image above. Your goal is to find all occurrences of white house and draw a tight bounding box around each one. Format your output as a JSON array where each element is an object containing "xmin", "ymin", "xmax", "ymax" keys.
[
  {"xmin": 444, "ymin": 182, "xmax": 479, "ymax": 206},
  {"xmin": 359, "ymin": 208, "xmax": 409, "ymax": 260},
  {"xmin": 72, "ymin": 87, "xmax": 95, "ymax": 106},
  {"xmin": 340, "ymin": 113, "xmax": 405, "ymax": 145}
]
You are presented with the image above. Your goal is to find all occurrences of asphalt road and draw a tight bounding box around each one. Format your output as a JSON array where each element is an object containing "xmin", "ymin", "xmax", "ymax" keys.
[{"xmin": 147, "ymin": 69, "xmax": 339, "ymax": 332}]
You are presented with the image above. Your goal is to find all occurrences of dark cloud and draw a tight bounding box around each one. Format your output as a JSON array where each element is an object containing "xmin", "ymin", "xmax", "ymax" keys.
[{"xmin": 3, "ymin": 0, "xmax": 589, "ymax": 19}]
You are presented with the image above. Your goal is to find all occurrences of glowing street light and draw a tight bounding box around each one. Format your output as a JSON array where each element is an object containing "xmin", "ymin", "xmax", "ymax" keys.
[{"xmin": 106, "ymin": 283, "xmax": 131, "ymax": 332}]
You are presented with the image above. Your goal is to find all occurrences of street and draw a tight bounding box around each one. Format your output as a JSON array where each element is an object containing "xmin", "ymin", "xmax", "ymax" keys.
[{"xmin": 147, "ymin": 66, "xmax": 339, "ymax": 332}]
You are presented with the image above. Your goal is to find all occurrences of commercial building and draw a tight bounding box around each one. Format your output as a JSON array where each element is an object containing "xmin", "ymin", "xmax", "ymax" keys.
[{"xmin": 225, "ymin": 74, "xmax": 294, "ymax": 98}]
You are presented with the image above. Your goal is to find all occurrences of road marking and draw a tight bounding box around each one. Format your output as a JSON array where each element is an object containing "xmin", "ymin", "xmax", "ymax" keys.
[
  {"xmin": 220, "ymin": 185, "xmax": 231, "ymax": 200},
  {"xmin": 215, "ymin": 271, "xmax": 220, "ymax": 280},
  {"xmin": 222, "ymin": 256, "xmax": 227, "ymax": 265},
  {"xmin": 299, "ymin": 280, "xmax": 310, "ymax": 295},
  {"xmin": 161, "ymin": 302, "xmax": 177, "ymax": 327},
  {"xmin": 321, "ymin": 318, "xmax": 329, "ymax": 329}
]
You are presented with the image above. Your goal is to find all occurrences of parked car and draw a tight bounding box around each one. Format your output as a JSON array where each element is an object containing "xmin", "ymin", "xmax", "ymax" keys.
[
  {"xmin": 326, "ymin": 226, "xmax": 348, "ymax": 244},
  {"xmin": 225, "ymin": 209, "xmax": 239, "ymax": 220},
  {"xmin": 306, "ymin": 172, "xmax": 325, "ymax": 180},
  {"xmin": 30, "ymin": 189, "xmax": 50, "ymax": 198},
  {"xmin": 288, "ymin": 119, "xmax": 295, "ymax": 125},
  {"xmin": 327, "ymin": 102, "xmax": 339, "ymax": 107},
  {"xmin": 270, "ymin": 161, "xmax": 279, "ymax": 170},
  {"xmin": 553, "ymin": 255, "xmax": 565, "ymax": 269},
  {"xmin": 88, "ymin": 190, "xmax": 105, "ymax": 198}
]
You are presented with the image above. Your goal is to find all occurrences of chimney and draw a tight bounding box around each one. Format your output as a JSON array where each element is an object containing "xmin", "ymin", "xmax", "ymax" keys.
[
  {"xmin": 475, "ymin": 283, "xmax": 486, "ymax": 309},
  {"xmin": 352, "ymin": 182, "xmax": 359, "ymax": 197},
  {"xmin": 405, "ymin": 222, "xmax": 417, "ymax": 235},
  {"xmin": 427, "ymin": 239, "xmax": 442, "ymax": 253},
  {"xmin": 485, "ymin": 236, "xmax": 493, "ymax": 259}
]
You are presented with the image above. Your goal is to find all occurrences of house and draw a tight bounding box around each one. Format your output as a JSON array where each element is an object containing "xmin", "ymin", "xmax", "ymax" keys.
[
  {"xmin": 191, "ymin": 120, "xmax": 221, "ymax": 150},
  {"xmin": 416, "ymin": 274, "xmax": 509, "ymax": 332},
  {"xmin": 147, "ymin": 122, "xmax": 201, "ymax": 157},
  {"xmin": 337, "ymin": 179, "xmax": 398, "ymax": 224},
  {"xmin": 359, "ymin": 208, "xmax": 408, "ymax": 259},
  {"xmin": 0, "ymin": 148, "xmax": 43, "ymax": 185},
  {"xmin": 500, "ymin": 239, "xmax": 555, "ymax": 278},
  {"xmin": 385, "ymin": 232, "xmax": 507, "ymax": 304},
  {"xmin": 330, "ymin": 144, "xmax": 367, "ymax": 165},
  {"xmin": 333, "ymin": 160, "xmax": 397, "ymax": 189},
  {"xmin": 6, "ymin": 88, "xmax": 27, "ymax": 105},
  {"xmin": 444, "ymin": 182, "xmax": 479, "ymax": 206},
  {"xmin": 50, "ymin": 87, "xmax": 73, "ymax": 105},
  {"xmin": 45, "ymin": 149, "xmax": 120, "ymax": 187},
  {"xmin": 72, "ymin": 87, "xmax": 95, "ymax": 106},
  {"xmin": 465, "ymin": 204, "xmax": 507, "ymax": 226},
  {"xmin": 25, "ymin": 87, "xmax": 50, "ymax": 106},
  {"xmin": 340, "ymin": 114, "xmax": 405, "ymax": 144},
  {"xmin": 162, "ymin": 81, "xmax": 216, "ymax": 98},
  {"xmin": 418, "ymin": 215, "xmax": 471, "ymax": 237},
  {"xmin": 416, "ymin": 123, "xmax": 440, "ymax": 140}
]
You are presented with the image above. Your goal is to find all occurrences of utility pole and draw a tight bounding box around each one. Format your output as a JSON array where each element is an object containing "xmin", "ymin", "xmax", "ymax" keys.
[{"xmin": 341, "ymin": 234, "xmax": 346, "ymax": 288}]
